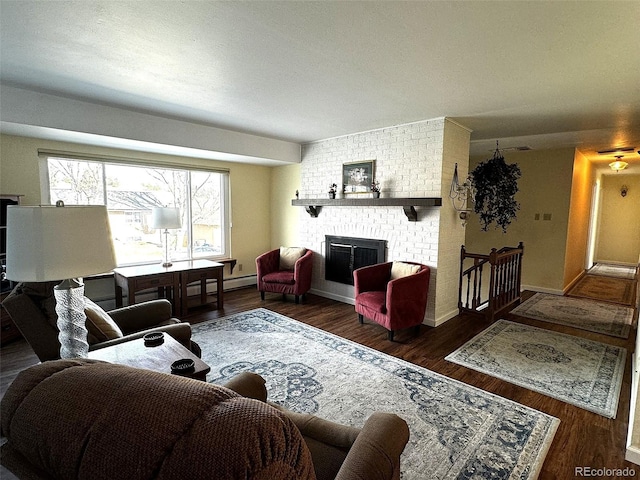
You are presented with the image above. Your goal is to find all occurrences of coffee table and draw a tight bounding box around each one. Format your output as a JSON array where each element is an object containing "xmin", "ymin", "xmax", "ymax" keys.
[{"xmin": 88, "ymin": 334, "xmax": 210, "ymax": 381}]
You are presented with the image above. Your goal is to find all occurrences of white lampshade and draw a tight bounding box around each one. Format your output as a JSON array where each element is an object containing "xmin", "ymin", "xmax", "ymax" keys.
[
  {"xmin": 150, "ymin": 207, "xmax": 181, "ymax": 230},
  {"xmin": 5, "ymin": 205, "xmax": 117, "ymax": 282}
]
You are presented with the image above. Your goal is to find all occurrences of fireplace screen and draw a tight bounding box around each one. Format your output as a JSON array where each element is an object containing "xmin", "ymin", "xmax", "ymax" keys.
[{"xmin": 325, "ymin": 236, "xmax": 386, "ymax": 285}]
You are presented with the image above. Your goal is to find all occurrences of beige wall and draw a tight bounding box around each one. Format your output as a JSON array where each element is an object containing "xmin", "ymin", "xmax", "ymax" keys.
[
  {"xmin": 465, "ymin": 148, "xmax": 575, "ymax": 293},
  {"xmin": 563, "ymin": 150, "xmax": 594, "ymax": 288},
  {"xmin": 596, "ymin": 173, "xmax": 640, "ymax": 264},
  {"xmin": 436, "ymin": 120, "xmax": 471, "ymax": 322},
  {"xmin": 0, "ymin": 135, "xmax": 42, "ymax": 203},
  {"xmin": 270, "ymin": 163, "xmax": 301, "ymax": 248},
  {"xmin": 0, "ymin": 133, "xmax": 272, "ymax": 279}
]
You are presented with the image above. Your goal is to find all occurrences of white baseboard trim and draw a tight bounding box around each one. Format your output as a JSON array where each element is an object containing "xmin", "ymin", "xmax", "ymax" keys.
[
  {"xmin": 521, "ymin": 284, "xmax": 564, "ymax": 296},
  {"xmin": 309, "ymin": 288, "xmax": 355, "ymax": 305},
  {"xmin": 431, "ymin": 308, "xmax": 459, "ymax": 327},
  {"xmin": 563, "ymin": 272, "xmax": 585, "ymax": 294},
  {"xmin": 626, "ymin": 357, "xmax": 640, "ymax": 465},
  {"xmin": 625, "ymin": 445, "xmax": 640, "ymax": 466},
  {"xmin": 225, "ymin": 275, "xmax": 257, "ymax": 290}
]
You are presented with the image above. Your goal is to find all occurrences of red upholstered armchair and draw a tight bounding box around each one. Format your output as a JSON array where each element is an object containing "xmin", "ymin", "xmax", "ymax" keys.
[
  {"xmin": 256, "ymin": 247, "xmax": 313, "ymax": 303},
  {"xmin": 354, "ymin": 261, "xmax": 430, "ymax": 341}
]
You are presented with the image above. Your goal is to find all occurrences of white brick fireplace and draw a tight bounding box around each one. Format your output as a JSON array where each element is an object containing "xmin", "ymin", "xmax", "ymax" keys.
[{"xmin": 297, "ymin": 117, "xmax": 471, "ymax": 326}]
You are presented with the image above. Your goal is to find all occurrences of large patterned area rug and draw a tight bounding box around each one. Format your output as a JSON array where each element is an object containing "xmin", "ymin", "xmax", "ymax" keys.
[
  {"xmin": 510, "ymin": 292, "xmax": 634, "ymax": 339},
  {"xmin": 445, "ymin": 320, "xmax": 626, "ymax": 418},
  {"xmin": 567, "ymin": 274, "xmax": 635, "ymax": 306},
  {"xmin": 589, "ymin": 263, "xmax": 638, "ymax": 280},
  {"xmin": 193, "ymin": 309, "xmax": 559, "ymax": 480}
]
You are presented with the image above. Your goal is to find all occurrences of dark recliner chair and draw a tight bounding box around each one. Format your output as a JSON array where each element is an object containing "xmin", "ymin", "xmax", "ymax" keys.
[
  {"xmin": 1, "ymin": 360, "xmax": 409, "ymax": 480},
  {"xmin": 2, "ymin": 282, "xmax": 201, "ymax": 361}
]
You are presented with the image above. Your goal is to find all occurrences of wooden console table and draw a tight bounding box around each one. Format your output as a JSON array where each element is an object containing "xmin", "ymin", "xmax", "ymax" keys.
[
  {"xmin": 114, "ymin": 259, "xmax": 224, "ymax": 316},
  {"xmin": 180, "ymin": 260, "xmax": 224, "ymax": 314}
]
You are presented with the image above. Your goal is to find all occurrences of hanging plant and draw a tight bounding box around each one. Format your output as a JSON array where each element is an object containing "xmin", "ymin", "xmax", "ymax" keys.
[{"xmin": 469, "ymin": 144, "xmax": 521, "ymax": 232}]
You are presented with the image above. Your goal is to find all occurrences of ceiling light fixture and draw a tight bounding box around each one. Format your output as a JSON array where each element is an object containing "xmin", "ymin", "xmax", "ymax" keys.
[{"xmin": 609, "ymin": 155, "xmax": 629, "ymax": 172}]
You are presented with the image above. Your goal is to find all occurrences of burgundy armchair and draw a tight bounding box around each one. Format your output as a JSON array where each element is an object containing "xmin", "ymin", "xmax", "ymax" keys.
[
  {"xmin": 354, "ymin": 261, "xmax": 430, "ymax": 341},
  {"xmin": 256, "ymin": 248, "xmax": 313, "ymax": 303}
]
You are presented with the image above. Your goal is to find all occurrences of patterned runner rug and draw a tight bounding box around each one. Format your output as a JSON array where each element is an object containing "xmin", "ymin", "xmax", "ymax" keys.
[
  {"xmin": 510, "ymin": 292, "xmax": 634, "ymax": 339},
  {"xmin": 446, "ymin": 320, "xmax": 626, "ymax": 418},
  {"xmin": 567, "ymin": 274, "xmax": 635, "ymax": 306},
  {"xmin": 193, "ymin": 309, "xmax": 559, "ymax": 480},
  {"xmin": 589, "ymin": 263, "xmax": 638, "ymax": 280}
]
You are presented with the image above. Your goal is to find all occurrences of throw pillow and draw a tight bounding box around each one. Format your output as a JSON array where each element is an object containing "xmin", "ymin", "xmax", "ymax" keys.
[
  {"xmin": 390, "ymin": 261, "xmax": 421, "ymax": 280},
  {"xmin": 279, "ymin": 247, "xmax": 307, "ymax": 270},
  {"xmin": 84, "ymin": 299, "xmax": 123, "ymax": 343}
]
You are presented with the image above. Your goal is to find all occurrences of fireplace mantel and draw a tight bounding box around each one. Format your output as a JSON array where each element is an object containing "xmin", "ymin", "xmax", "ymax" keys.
[{"xmin": 291, "ymin": 197, "xmax": 442, "ymax": 221}]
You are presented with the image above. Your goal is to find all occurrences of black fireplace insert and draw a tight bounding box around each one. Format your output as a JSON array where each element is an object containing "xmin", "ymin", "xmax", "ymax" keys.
[{"xmin": 325, "ymin": 235, "xmax": 386, "ymax": 285}]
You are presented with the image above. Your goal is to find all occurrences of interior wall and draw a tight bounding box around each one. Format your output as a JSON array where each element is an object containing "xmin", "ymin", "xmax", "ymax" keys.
[
  {"xmin": 562, "ymin": 149, "xmax": 594, "ymax": 288},
  {"xmin": 0, "ymin": 133, "xmax": 273, "ymax": 281},
  {"xmin": 465, "ymin": 148, "xmax": 575, "ymax": 294},
  {"xmin": 596, "ymin": 173, "xmax": 640, "ymax": 265},
  {"xmin": 436, "ymin": 121, "xmax": 471, "ymax": 322},
  {"xmin": 270, "ymin": 163, "xmax": 301, "ymax": 248},
  {"xmin": 0, "ymin": 134, "xmax": 42, "ymax": 204}
]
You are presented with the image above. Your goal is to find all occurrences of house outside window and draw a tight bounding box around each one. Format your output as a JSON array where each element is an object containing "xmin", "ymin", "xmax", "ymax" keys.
[{"xmin": 44, "ymin": 155, "xmax": 230, "ymax": 267}]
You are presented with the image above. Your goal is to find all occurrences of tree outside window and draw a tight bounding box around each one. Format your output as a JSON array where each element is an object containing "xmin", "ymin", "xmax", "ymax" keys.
[{"xmin": 47, "ymin": 157, "xmax": 229, "ymax": 266}]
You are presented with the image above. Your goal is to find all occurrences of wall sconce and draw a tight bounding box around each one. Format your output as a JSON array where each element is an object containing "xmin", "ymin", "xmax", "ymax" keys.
[
  {"xmin": 458, "ymin": 211, "xmax": 471, "ymax": 227},
  {"xmin": 621, "ymin": 185, "xmax": 629, "ymax": 197}
]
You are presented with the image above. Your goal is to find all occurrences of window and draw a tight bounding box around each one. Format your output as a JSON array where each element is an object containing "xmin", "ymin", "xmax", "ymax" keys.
[{"xmin": 44, "ymin": 155, "xmax": 230, "ymax": 266}]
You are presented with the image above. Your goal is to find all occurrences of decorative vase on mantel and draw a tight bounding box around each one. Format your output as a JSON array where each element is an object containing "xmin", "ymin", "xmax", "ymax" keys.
[
  {"xmin": 329, "ymin": 192, "xmax": 336, "ymax": 199},
  {"xmin": 371, "ymin": 180, "xmax": 380, "ymax": 199},
  {"xmin": 328, "ymin": 183, "xmax": 337, "ymax": 199}
]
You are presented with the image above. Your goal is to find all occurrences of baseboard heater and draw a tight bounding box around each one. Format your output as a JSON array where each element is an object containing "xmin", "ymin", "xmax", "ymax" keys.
[{"xmin": 325, "ymin": 235, "xmax": 386, "ymax": 285}]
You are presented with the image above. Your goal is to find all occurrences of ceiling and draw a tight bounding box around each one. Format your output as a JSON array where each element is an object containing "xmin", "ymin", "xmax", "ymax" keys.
[{"xmin": 1, "ymin": 1, "xmax": 639, "ymax": 171}]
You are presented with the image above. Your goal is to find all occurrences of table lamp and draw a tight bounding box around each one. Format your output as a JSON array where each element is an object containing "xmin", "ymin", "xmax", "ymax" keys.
[
  {"xmin": 5, "ymin": 202, "xmax": 117, "ymax": 358},
  {"xmin": 150, "ymin": 207, "xmax": 181, "ymax": 267}
]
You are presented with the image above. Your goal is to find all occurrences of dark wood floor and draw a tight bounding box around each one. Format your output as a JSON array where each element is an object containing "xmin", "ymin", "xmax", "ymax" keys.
[{"xmin": 1, "ymin": 287, "xmax": 638, "ymax": 479}]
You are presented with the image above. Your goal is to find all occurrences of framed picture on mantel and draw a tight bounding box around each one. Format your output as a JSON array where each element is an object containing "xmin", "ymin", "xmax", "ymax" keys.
[{"xmin": 343, "ymin": 160, "xmax": 374, "ymax": 194}]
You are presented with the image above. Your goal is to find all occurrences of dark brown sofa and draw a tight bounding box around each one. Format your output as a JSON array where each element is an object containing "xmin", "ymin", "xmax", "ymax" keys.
[{"xmin": 1, "ymin": 360, "xmax": 410, "ymax": 480}]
